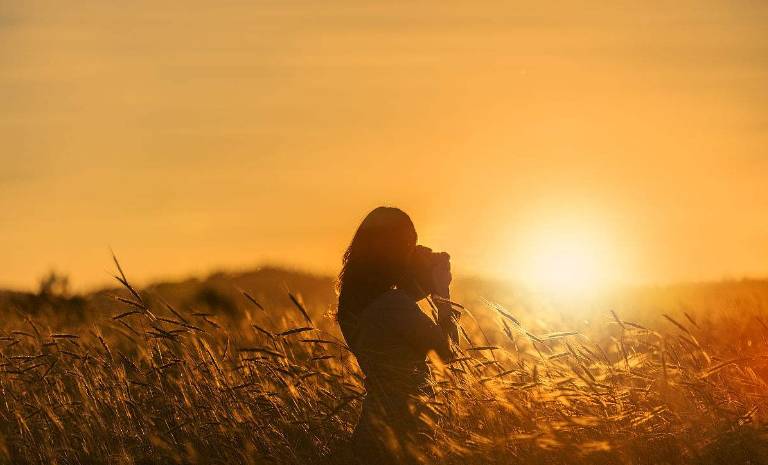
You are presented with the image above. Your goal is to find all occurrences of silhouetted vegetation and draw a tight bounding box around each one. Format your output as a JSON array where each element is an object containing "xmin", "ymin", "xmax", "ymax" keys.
[{"xmin": 1, "ymin": 262, "xmax": 767, "ymax": 464}]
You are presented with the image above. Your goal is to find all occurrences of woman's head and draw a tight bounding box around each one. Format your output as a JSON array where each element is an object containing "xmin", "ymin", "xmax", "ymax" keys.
[{"xmin": 337, "ymin": 207, "xmax": 417, "ymax": 331}]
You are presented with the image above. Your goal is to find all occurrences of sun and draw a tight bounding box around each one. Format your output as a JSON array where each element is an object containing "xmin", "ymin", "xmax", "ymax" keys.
[
  {"xmin": 526, "ymin": 237, "xmax": 603, "ymax": 295},
  {"xmin": 515, "ymin": 218, "xmax": 618, "ymax": 296}
]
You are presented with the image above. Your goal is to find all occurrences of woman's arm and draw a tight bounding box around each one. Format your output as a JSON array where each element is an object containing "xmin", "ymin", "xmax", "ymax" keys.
[
  {"xmin": 432, "ymin": 295, "xmax": 459, "ymax": 347},
  {"xmin": 431, "ymin": 253, "xmax": 460, "ymax": 346},
  {"xmin": 389, "ymin": 253, "xmax": 459, "ymax": 361},
  {"xmin": 388, "ymin": 303, "xmax": 453, "ymax": 360}
]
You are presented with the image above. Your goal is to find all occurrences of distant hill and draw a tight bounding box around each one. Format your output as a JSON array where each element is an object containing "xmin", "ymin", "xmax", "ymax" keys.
[
  {"xmin": 3, "ymin": 265, "xmax": 768, "ymax": 332},
  {"xmin": 0, "ymin": 266, "xmax": 336, "ymax": 326}
]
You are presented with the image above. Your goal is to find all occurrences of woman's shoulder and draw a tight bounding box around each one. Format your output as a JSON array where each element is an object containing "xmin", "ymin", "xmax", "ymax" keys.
[
  {"xmin": 362, "ymin": 288, "xmax": 419, "ymax": 317},
  {"xmin": 358, "ymin": 289, "xmax": 434, "ymax": 338}
]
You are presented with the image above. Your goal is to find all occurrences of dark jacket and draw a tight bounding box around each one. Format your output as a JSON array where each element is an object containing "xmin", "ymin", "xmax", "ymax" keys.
[{"xmin": 342, "ymin": 288, "xmax": 456, "ymax": 465}]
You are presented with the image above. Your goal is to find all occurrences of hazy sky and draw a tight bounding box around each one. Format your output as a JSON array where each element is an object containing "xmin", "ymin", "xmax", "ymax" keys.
[{"xmin": 1, "ymin": 1, "xmax": 767, "ymax": 291}]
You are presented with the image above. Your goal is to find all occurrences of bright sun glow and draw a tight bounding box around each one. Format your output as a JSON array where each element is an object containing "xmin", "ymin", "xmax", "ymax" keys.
[
  {"xmin": 526, "ymin": 237, "xmax": 604, "ymax": 295},
  {"xmin": 515, "ymin": 217, "xmax": 619, "ymax": 296}
]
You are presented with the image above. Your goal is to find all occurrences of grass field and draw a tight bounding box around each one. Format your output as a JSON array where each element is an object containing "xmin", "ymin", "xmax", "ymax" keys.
[{"xmin": 1, "ymin": 258, "xmax": 767, "ymax": 464}]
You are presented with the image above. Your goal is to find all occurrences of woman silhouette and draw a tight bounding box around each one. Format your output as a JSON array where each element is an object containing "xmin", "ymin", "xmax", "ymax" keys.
[{"xmin": 337, "ymin": 207, "xmax": 460, "ymax": 465}]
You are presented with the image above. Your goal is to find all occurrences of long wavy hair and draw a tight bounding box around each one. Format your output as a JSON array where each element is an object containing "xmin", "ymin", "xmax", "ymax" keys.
[{"xmin": 336, "ymin": 207, "xmax": 417, "ymax": 345}]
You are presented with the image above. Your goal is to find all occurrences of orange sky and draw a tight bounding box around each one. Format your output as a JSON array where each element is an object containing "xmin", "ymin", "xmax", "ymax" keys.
[{"xmin": 1, "ymin": 1, "xmax": 767, "ymax": 291}]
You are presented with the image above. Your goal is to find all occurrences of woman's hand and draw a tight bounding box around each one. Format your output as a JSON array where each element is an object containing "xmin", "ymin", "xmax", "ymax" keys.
[
  {"xmin": 431, "ymin": 252, "xmax": 459, "ymax": 345},
  {"xmin": 431, "ymin": 252, "xmax": 452, "ymax": 298}
]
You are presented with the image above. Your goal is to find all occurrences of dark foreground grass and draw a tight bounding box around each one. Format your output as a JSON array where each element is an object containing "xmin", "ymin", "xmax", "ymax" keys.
[{"xmin": 1, "ymin": 260, "xmax": 768, "ymax": 464}]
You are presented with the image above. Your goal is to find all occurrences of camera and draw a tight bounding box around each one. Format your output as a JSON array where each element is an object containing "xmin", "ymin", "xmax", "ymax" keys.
[{"xmin": 406, "ymin": 245, "xmax": 450, "ymax": 296}]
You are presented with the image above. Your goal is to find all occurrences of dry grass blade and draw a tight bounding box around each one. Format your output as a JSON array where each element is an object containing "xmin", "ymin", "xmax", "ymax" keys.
[
  {"xmin": 112, "ymin": 310, "xmax": 142, "ymax": 320},
  {"xmin": 112, "ymin": 251, "xmax": 157, "ymax": 321},
  {"xmin": 115, "ymin": 296, "xmax": 146, "ymax": 311},
  {"xmin": 239, "ymin": 289, "xmax": 265, "ymax": 311},
  {"xmin": 251, "ymin": 324, "xmax": 274, "ymax": 338},
  {"xmin": 543, "ymin": 332, "xmax": 579, "ymax": 340},
  {"xmin": 699, "ymin": 357, "xmax": 751, "ymax": 379},
  {"xmin": 610, "ymin": 310, "xmax": 626, "ymax": 329},
  {"xmin": 485, "ymin": 299, "xmax": 520, "ymax": 325},
  {"xmin": 663, "ymin": 314, "xmax": 692, "ymax": 335},
  {"xmin": 279, "ymin": 327, "xmax": 315, "ymax": 337},
  {"xmin": 432, "ymin": 295, "xmax": 466, "ymax": 310},
  {"xmin": 467, "ymin": 345, "xmax": 500, "ymax": 352},
  {"xmin": 163, "ymin": 300, "xmax": 189, "ymax": 324},
  {"xmin": 239, "ymin": 347, "xmax": 287, "ymax": 358},
  {"xmin": 288, "ymin": 293, "xmax": 313, "ymax": 325}
]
